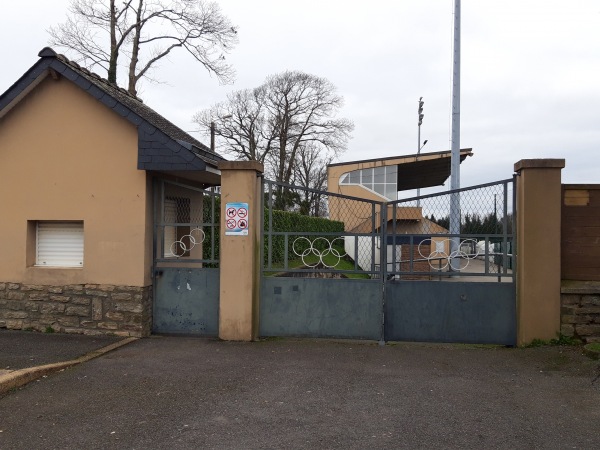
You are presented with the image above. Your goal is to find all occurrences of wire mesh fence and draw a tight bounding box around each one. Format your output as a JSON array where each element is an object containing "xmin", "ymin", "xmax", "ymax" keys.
[
  {"xmin": 262, "ymin": 180, "xmax": 385, "ymax": 278},
  {"xmin": 153, "ymin": 177, "xmax": 514, "ymax": 279},
  {"xmin": 155, "ymin": 180, "xmax": 220, "ymax": 267},
  {"xmin": 262, "ymin": 178, "xmax": 515, "ymax": 281},
  {"xmin": 386, "ymin": 178, "xmax": 515, "ymax": 279}
]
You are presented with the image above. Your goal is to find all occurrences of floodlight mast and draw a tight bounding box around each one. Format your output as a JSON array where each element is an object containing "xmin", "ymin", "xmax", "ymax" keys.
[
  {"xmin": 417, "ymin": 97, "xmax": 427, "ymax": 205},
  {"xmin": 449, "ymin": 0, "xmax": 461, "ymax": 271}
]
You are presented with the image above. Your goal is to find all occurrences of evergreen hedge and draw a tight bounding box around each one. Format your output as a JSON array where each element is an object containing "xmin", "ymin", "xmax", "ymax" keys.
[
  {"xmin": 265, "ymin": 209, "xmax": 345, "ymax": 265},
  {"xmin": 201, "ymin": 195, "xmax": 345, "ymax": 266}
]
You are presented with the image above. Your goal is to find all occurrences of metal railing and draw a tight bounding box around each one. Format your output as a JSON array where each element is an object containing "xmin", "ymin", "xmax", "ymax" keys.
[
  {"xmin": 385, "ymin": 178, "xmax": 515, "ymax": 280},
  {"xmin": 259, "ymin": 177, "xmax": 516, "ymax": 281},
  {"xmin": 262, "ymin": 179, "xmax": 385, "ymax": 278}
]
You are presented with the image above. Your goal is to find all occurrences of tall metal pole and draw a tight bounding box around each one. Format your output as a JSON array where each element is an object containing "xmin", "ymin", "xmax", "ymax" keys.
[
  {"xmin": 449, "ymin": 0, "xmax": 461, "ymax": 270},
  {"xmin": 417, "ymin": 97, "xmax": 424, "ymax": 204}
]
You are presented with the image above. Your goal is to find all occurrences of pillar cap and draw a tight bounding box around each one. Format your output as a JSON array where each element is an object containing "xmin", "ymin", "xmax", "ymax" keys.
[
  {"xmin": 514, "ymin": 159, "xmax": 565, "ymax": 171},
  {"xmin": 218, "ymin": 160, "xmax": 264, "ymax": 172}
]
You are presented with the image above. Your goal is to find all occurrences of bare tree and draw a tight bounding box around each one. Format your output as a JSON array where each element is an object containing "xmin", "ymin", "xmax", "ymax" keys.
[
  {"xmin": 49, "ymin": 0, "xmax": 238, "ymax": 96},
  {"xmin": 293, "ymin": 143, "xmax": 331, "ymax": 217},
  {"xmin": 261, "ymin": 71, "xmax": 353, "ymax": 185},
  {"xmin": 194, "ymin": 70, "xmax": 353, "ymax": 209},
  {"xmin": 193, "ymin": 87, "xmax": 275, "ymax": 164}
]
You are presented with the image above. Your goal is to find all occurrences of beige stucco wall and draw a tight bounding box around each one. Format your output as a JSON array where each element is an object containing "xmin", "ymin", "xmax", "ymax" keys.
[
  {"xmin": 218, "ymin": 161, "xmax": 263, "ymax": 341},
  {"xmin": 515, "ymin": 159, "xmax": 565, "ymax": 345},
  {"xmin": 0, "ymin": 76, "xmax": 151, "ymax": 287}
]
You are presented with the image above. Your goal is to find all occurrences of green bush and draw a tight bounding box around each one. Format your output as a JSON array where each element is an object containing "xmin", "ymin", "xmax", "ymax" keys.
[
  {"xmin": 198, "ymin": 195, "xmax": 344, "ymax": 267},
  {"xmin": 264, "ymin": 209, "xmax": 345, "ymax": 265},
  {"xmin": 202, "ymin": 194, "xmax": 221, "ymax": 267}
]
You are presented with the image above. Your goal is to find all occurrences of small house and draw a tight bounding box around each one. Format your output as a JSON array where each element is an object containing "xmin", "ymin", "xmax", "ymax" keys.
[{"xmin": 0, "ymin": 48, "xmax": 223, "ymax": 336}]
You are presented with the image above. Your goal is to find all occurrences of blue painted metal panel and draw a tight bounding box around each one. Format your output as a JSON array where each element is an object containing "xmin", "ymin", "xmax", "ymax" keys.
[
  {"xmin": 153, "ymin": 268, "xmax": 219, "ymax": 335},
  {"xmin": 260, "ymin": 278, "xmax": 382, "ymax": 340},
  {"xmin": 384, "ymin": 281, "xmax": 516, "ymax": 345}
]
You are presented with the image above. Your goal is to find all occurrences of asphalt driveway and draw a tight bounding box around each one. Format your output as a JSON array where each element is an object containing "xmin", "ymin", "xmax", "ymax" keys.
[
  {"xmin": 0, "ymin": 328, "xmax": 122, "ymax": 371},
  {"xmin": 0, "ymin": 337, "xmax": 599, "ymax": 449}
]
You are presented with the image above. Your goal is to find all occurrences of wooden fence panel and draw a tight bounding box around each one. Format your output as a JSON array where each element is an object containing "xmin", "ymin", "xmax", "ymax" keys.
[{"xmin": 561, "ymin": 185, "xmax": 600, "ymax": 281}]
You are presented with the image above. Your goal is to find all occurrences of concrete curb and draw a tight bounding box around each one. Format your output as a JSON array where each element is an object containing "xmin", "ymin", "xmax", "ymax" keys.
[{"xmin": 0, "ymin": 337, "xmax": 138, "ymax": 396}]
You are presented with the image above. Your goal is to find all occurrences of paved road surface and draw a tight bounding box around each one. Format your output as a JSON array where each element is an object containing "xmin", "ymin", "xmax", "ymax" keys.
[
  {"xmin": 1, "ymin": 337, "xmax": 599, "ymax": 449},
  {"xmin": 0, "ymin": 328, "xmax": 122, "ymax": 371}
]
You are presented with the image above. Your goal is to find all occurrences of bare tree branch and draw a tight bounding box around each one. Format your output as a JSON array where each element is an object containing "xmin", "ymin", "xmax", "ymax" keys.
[
  {"xmin": 48, "ymin": 0, "xmax": 238, "ymax": 96},
  {"xmin": 194, "ymin": 70, "xmax": 354, "ymax": 211}
]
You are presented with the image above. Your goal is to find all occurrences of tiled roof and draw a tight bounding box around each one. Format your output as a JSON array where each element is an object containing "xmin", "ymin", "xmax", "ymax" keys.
[{"xmin": 0, "ymin": 47, "xmax": 225, "ymax": 171}]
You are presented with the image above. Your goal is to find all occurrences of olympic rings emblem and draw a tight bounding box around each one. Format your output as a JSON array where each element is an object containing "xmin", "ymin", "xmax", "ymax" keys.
[
  {"xmin": 170, "ymin": 227, "xmax": 206, "ymax": 257},
  {"xmin": 292, "ymin": 237, "xmax": 347, "ymax": 269},
  {"xmin": 417, "ymin": 238, "xmax": 480, "ymax": 271}
]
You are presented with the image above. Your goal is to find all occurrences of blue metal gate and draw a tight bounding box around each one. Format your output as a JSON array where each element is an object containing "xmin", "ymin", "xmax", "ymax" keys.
[
  {"xmin": 383, "ymin": 179, "xmax": 516, "ymax": 345},
  {"xmin": 259, "ymin": 179, "xmax": 385, "ymax": 340},
  {"xmin": 259, "ymin": 178, "xmax": 516, "ymax": 345},
  {"xmin": 152, "ymin": 179, "xmax": 220, "ymax": 335}
]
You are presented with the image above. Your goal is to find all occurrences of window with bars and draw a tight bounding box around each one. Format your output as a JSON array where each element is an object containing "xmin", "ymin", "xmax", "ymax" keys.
[{"xmin": 163, "ymin": 197, "xmax": 191, "ymax": 258}]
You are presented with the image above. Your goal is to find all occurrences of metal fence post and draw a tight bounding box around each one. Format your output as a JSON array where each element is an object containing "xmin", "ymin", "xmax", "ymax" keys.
[
  {"xmin": 267, "ymin": 181, "xmax": 273, "ymax": 271},
  {"xmin": 380, "ymin": 203, "xmax": 387, "ymax": 345},
  {"xmin": 259, "ymin": 175, "xmax": 265, "ymax": 275}
]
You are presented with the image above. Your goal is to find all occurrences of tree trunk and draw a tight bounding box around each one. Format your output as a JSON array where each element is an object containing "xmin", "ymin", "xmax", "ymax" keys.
[
  {"xmin": 128, "ymin": 0, "xmax": 144, "ymax": 96},
  {"xmin": 107, "ymin": 0, "xmax": 118, "ymax": 84}
]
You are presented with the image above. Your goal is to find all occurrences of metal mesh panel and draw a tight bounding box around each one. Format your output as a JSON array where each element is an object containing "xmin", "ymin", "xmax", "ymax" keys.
[
  {"xmin": 155, "ymin": 180, "xmax": 220, "ymax": 266},
  {"xmin": 262, "ymin": 180, "xmax": 385, "ymax": 278},
  {"xmin": 387, "ymin": 179, "xmax": 515, "ymax": 279},
  {"xmin": 261, "ymin": 178, "xmax": 515, "ymax": 281}
]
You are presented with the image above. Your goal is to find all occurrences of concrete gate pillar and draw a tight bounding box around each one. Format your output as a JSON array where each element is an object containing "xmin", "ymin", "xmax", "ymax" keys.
[
  {"xmin": 218, "ymin": 161, "xmax": 264, "ymax": 341},
  {"xmin": 514, "ymin": 159, "xmax": 565, "ymax": 345}
]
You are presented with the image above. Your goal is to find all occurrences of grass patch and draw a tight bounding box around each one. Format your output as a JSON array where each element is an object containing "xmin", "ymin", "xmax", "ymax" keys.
[
  {"xmin": 265, "ymin": 253, "xmax": 371, "ymax": 279},
  {"xmin": 524, "ymin": 334, "xmax": 582, "ymax": 348},
  {"xmin": 585, "ymin": 342, "xmax": 600, "ymax": 352},
  {"xmin": 258, "ymin": 336, "xmax": 286, "ymax": 342},
  {"xmin": 584, "ymin": 342, "xmax": 600, "ymax": 360},
  {"xmin": 454, "ymin": 343, "xmax": 507, "ymax": 350}
]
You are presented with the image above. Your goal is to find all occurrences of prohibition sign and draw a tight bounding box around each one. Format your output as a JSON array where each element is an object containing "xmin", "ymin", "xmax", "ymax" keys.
[{"xmin": 224, "ymin": 201, "xmax": 250, "ymax": 236}]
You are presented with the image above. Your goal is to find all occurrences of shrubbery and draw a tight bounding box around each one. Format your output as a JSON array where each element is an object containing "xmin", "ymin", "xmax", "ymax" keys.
[
  {"xmin": 265, "ymin": 209, "xmax": 345, "ymax": 265},
  {"xmin": 200, "ymin": 195, "xmax": 345, "ymax": 266}
]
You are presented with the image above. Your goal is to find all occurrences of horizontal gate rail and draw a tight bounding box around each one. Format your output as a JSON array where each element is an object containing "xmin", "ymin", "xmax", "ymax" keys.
[{"xmin": 391, "ymin": 178, "xmax": 515, "ymax": 203}]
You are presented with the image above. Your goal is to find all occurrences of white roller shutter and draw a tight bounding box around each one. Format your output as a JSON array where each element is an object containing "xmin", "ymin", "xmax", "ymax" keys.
[{"xmin": 36, "ymin": 222, "xmax": 84, "ymax": 267}]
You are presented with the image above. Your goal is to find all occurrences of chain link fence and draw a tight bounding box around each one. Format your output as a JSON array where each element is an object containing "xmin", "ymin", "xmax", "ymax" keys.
[
  {"xmin": 262, "ymin": 178, "xmax": 515, "ymax": 281},
  {"xmin": 386, "ymin": 178, "xmax": 515, "ymax": 279},
  {"xmin": 262, "ymin": 180, "xmax": 385, "ymax": 278}
]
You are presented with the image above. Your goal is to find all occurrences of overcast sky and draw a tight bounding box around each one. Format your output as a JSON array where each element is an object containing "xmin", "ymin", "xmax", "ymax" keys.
[{"xmin": 1, "ymin": 0, "xmax": 599, "ymax": 189}]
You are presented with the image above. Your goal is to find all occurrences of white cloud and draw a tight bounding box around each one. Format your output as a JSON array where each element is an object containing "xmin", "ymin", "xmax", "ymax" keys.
[{"xmin": 1, "ymin": 0, "xmax": 599, "ymax": 188}]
